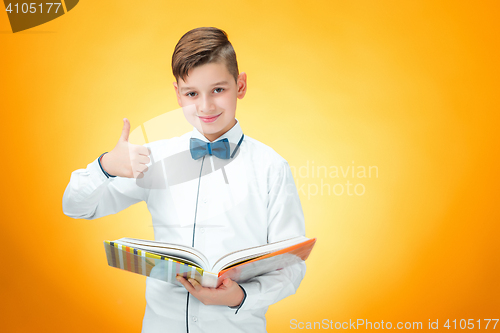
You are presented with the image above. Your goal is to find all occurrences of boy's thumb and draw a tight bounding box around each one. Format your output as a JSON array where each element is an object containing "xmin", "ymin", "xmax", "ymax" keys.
[{"xmin": 120, "ymin": 118, "xmax": 130, "ymax": 142}]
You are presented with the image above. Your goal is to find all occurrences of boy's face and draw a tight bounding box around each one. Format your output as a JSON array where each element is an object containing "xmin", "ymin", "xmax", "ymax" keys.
[{"xmin": 173, "ymin": 62, "xmax": 247, "ymax": 142}]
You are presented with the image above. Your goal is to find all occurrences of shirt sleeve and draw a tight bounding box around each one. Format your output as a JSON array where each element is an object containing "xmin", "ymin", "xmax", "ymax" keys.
[
  {"xmin": 237, "ymin": 157, "xmax": 307, "ymax": 312},
  {"xmin": 62, "ymin": 155, "xmax": 148, "ymax": 220}
]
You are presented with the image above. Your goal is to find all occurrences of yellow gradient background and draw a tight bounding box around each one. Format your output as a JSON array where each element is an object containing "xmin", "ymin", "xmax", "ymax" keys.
[{"xmin": 1, "ymin": 1, "xmax": 498, "ymax": 331}]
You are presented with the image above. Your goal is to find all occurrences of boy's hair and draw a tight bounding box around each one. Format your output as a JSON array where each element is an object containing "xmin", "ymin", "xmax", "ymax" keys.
[{"xmin": 172, "ymin": 27, "xmax": 239, "ymax": 83}]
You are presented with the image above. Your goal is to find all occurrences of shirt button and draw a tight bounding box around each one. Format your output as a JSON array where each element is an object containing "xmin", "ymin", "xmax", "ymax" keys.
[
  {"xmin": 200, "ymin": 228, "xmax": 205, "ymax": 234},
  {"xmin": 192, "ymin": 316, "xmax": 198, "ymax": 322},
  {"xmin": 203, "ymin": 198, "xmax": 208, "ymax": 204}
]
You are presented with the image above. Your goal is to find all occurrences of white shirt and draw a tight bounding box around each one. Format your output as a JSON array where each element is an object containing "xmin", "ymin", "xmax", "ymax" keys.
[{"xmin": 62, "ymin": 119, "xmax": 307, "ymax": 333}]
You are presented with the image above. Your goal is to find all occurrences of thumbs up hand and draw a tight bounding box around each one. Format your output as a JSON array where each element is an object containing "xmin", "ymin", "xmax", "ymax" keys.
[{"xmin": 100, "ymin": 118, "xmax": 151, "ymax": 179}]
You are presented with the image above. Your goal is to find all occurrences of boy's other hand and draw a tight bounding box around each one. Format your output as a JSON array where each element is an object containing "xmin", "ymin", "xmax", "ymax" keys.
[
  {"xmin": 176, "ymin": 275, "xmax": 244, "ymax": 307},
  {"xmin": 100, "ymin": 118, "xmax": 151, "ymax": 178}
]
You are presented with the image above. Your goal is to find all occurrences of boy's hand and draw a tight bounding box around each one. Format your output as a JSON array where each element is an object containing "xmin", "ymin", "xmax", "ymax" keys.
[
  {"xmin": 176, "ymin": 275, "xmax": 244, "ymax": 307},
  {"xmin": 100, "ymin": 118, "xmax": 151, "ymax": 178}
]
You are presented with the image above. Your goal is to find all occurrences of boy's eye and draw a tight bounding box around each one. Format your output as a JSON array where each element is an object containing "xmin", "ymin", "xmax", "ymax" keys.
[
  {"xmin": 214, "ymin": 87, "xmax": 224, "ymax": 94},
  {"xmin": 186, "ymin": 92, "xmax": 197, "ymax": 97}
]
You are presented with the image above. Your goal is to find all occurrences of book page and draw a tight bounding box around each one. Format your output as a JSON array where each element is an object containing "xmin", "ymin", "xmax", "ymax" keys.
[
  {"xmin": 216, "ymin": 238, "xmax": 316, "ymax": 286},
  {"xmin": 211, "ymin": 236, "xmax": 309, "ymax": 273}
]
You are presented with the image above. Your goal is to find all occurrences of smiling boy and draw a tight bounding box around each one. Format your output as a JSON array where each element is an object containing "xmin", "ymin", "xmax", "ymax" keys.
[
  {"xmin": 63, "ymin": 27, "xmax": 306, "ymax": 332},
  {"xmin": 174, "ymin": 62, "xmax": 244, "ymax": 142}
]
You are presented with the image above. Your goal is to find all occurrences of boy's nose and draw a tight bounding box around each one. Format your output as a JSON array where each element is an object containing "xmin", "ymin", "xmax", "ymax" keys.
[{"xmin": 198, "ymin": 95, "xmax": 215, "ymax": 113}]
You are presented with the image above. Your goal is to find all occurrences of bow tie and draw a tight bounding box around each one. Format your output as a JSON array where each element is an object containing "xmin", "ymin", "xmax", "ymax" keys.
[{"xmin": 190, "ymin": 138, "xmax": 230, "ymax": 160}]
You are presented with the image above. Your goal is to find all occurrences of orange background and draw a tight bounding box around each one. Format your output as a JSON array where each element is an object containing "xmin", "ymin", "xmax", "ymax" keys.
[{"xmin": 1, "ymin": 0, "xmax": 499, "ymax": 331}]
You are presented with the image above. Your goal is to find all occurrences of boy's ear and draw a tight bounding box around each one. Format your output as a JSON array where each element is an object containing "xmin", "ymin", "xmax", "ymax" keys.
[
  {"xmin": 237, "ymin": 72, "xmax": 247, "ymax": 99},
  {"xmin": 173, "ymin": 81, "xmax": 182, "ymax": 107}
]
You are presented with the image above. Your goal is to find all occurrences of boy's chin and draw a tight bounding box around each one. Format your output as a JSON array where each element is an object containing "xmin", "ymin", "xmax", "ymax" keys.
[{"xmin": 198, "ymin": 124, "xmax": 223, "ymax": 135}]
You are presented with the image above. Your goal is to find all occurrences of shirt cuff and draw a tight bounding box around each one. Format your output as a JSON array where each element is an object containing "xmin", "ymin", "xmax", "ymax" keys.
[
  {"xmin": 98, "ymin": 152, "xmax": 116, "ymax": 178},
  {"xmin": 228, "ymin": 284, "xmax": 247, "ymax": 314}
]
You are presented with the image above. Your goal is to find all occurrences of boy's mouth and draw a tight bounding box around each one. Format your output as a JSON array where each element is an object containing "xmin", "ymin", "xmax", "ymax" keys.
[{"xmin": 198, "ymin": 113, "xmax": 221, "ymax": 123}]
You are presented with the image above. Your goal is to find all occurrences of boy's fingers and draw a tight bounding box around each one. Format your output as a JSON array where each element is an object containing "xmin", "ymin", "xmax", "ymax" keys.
[
  {"xmin": 137, "ymin": 146, "xmax": 150, "ymax": 156},
  {"xmin": 176, "ymin": 275, "xmax": 195, "ymax": 293},
  {"xmin": 120, "ymin": 118, "xmax": 130, "ymax": 142},
  {"xmin": 138, "ymin": 155, "xmax": 150, "ymax": 164},
  {"xmin": 222, "ymin": 278, "xmax": 232, "ymax": 287},
  {"xmin": 219, "ymin": 278, "xmax": 237, "ymax": 291},
  {"xmin": 188, "ymin": 278, "xmax": 203, "ymax": 292}
]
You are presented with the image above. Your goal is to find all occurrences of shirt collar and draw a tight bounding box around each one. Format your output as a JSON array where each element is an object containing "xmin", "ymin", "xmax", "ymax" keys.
[{"xmin": 190, "ymin": 118, "xmax": 243, "ymax": 155}]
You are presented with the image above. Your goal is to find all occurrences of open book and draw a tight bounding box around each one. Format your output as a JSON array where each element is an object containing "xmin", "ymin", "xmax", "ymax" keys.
[{"xmin": 104, "ymin": 236, "xmax": 316, "ymax": 288}]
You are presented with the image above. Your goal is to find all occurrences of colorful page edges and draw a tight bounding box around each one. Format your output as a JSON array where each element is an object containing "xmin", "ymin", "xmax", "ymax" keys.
[{"xmin": 103, "ymin": 241, "xmax": 204, "ymax": 286}]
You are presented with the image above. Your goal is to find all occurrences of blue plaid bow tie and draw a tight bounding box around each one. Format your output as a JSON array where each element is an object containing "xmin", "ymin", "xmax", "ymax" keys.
[{"xmin": 190, "ymin": 138, "xmax": 230, "ymax": 160}]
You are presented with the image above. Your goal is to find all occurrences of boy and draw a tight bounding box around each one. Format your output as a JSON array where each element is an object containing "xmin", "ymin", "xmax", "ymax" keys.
[{"xmin": 63, "ymin": 27, "xmax": 306, "ymax": 332}]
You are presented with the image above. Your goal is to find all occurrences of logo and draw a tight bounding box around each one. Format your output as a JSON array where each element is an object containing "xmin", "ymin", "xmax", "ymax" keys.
[{"xmin": 3, "ymin": 1, "xmax": 79, "ymax": 33}]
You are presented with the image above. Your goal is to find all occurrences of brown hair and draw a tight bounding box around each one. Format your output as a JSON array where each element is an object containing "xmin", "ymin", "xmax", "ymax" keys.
[{"xmin": 172, "ymin": 27, "xmax": 239, "ymax": 83}]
